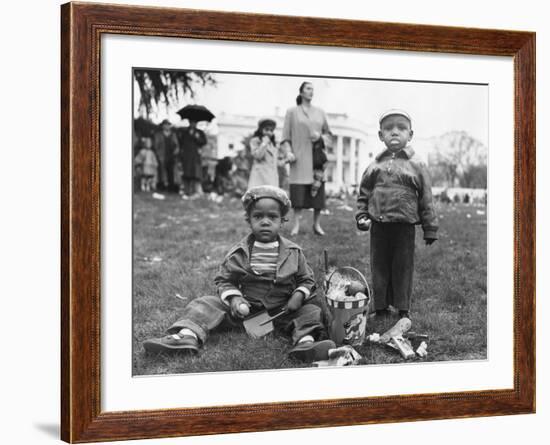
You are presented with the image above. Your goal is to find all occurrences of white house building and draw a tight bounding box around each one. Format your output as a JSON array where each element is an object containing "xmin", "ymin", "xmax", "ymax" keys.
[{"xmin": 212, "ymin": 111, "xmax": 376, "ymax": 193}]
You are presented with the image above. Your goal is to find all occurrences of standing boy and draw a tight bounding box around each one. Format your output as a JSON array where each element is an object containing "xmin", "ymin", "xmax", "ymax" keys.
[{"xmin": 356, "ymin": 110, "xmax": 438, "ymax": 318}]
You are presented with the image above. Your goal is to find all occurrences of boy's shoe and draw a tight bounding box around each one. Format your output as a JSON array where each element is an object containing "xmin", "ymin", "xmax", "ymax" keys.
[
  {"xmin": 143, "ymin": 334, "xmax": 199, "ymax": 354},
  {"xmin": 288, "ymin": 339, "xmax": 336, "ymax": 362}
]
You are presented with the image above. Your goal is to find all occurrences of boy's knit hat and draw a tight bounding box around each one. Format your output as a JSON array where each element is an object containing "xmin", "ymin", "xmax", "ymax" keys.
[
  {"xmin": 242, "ymin": 185, "xmax": 291, "ymax": 216},
  {"xmin": 379, "ymin": 109, "xmax": 412, "ymax": 126}
]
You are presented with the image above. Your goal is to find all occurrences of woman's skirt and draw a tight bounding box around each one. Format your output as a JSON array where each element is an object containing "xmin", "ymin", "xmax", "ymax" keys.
[{"xmin": 289, "ymin": 183, "xmax": 326, "ymax": 209}]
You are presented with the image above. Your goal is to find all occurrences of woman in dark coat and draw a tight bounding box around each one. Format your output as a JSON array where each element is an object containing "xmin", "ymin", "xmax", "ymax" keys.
[
  {"xmin": 177, "ymin": 119, "xmax": 207, "ymax": 197},
  {"xmin": 281, "ymin": 81, "xmax": 331, "ymax": 236}
]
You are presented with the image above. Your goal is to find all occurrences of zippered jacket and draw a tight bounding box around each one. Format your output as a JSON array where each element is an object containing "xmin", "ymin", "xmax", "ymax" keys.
[
  {"xmin": 355, "ymin": 146, "xmax": 438, "ymax": 239},
  {"xmin": 214, "ymin": 234, "xmax": 315, "ymax": 310}
]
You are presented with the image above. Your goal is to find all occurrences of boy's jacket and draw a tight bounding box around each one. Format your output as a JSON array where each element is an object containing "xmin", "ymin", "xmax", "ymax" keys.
[
  {"xmin": 355, "ymin": 146, "xmax": 438, "ymax": 239},
  {"xmin": 214, "ymin": 234, "xmax": 315, "ymax": 310}
]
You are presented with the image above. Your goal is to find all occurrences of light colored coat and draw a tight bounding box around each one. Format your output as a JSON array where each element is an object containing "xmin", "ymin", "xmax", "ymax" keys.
[
  {"xmin": 248, "ymin": 136, "xmax": 279, "ymax": 188},
  {"xmin": 134, "ymin": 148, "xmax": 159, "ymax": 176},
  {"xmin": 281, "ymin": 105, "xmax": 330, "ymax": 184}
]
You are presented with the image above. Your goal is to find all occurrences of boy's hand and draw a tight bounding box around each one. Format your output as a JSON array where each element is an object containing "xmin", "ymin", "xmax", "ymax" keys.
[
  {"xmin": 286, "ymin": 291, "xmax": 305, "ymax": 312},
  {"xmin": 229, "ymin": 295, "xmax": 250, "ymax": 319},
  {"xmin": 357, "ymin": 217, "xmax": 372, "ymax": 231},
  {"xmin": 424, "ymin": 238, "xmax": 437, "ymax": 246}
]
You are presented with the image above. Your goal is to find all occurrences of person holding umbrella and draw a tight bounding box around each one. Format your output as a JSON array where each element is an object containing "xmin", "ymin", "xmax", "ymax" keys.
[{"xmin": 176, "ymin": 105, "xmax": 215, "ymax": 198}]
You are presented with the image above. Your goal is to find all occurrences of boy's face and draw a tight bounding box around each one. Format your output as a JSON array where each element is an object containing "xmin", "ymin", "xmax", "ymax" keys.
[
  {"xmin": 247, "ymin": 198, "xmax": 283, "ymax": 243},
  {"xmin": 378, "ymin": 115, "xmax": 413, "ymax": 151}
]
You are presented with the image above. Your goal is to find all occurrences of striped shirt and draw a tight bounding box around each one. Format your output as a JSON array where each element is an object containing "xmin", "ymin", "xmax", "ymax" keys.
[{"xmin": 250, "ymin": 240, "xmax": 279, "ymax": 279}]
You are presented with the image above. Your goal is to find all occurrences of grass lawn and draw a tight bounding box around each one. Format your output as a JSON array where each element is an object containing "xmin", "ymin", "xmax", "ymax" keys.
[{"xmin": 133, "ymin": 192, "xmax": 487, "ymax": 376}]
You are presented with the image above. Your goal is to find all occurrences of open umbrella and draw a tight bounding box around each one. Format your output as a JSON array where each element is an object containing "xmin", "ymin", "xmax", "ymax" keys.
[{"xmin": 176, "ymin": 104, "xmax": 215, "ymax": 122}]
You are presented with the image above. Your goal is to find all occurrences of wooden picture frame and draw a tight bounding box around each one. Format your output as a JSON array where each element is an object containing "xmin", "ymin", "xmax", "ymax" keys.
[{"xmin": 61, "ymin": 2, "xmax": 535, "ymax": 442}]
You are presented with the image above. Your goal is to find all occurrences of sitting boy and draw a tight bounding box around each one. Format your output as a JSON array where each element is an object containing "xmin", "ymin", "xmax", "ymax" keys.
[{"xmin": 143, "ymin": 185, "xmax": 335, "ymax": 362}]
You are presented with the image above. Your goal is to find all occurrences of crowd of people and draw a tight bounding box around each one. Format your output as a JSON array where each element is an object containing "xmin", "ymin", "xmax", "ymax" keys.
[
  {"xmin": 134, "ymin": 118, "xmax": 208, "ymax": 197},
  {"xmin": 135, "ymin": 81, "xmax": 335, "ymax": 234}
]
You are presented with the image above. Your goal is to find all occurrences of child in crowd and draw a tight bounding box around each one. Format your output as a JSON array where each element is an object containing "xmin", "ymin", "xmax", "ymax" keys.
[
  {"xmin": 356, "ymin": 110, "xmax": 438, "ymax": 318},
  {"xmin": 248, "ymin": 118, "xmax": 281, "ymax": 189},
  {"xmin": 134, "ymin": 137, "xmax": 158, "ymax": 192},
  {"xmin": 213, "ymin": 156, "xmax": 236, "ymax": 196},
  {"xmin": 143, "ymin": 185, "xmax": 335, "ymax": 362},
  {"xmin": 233, "ymin": 149, "xmax": 252, "ymax": 195}
]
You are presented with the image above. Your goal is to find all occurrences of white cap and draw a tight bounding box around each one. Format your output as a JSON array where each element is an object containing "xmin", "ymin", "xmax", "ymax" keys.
[{"xmin": 379, "ymin": 109, "xmax": 412, "ymax": 125}]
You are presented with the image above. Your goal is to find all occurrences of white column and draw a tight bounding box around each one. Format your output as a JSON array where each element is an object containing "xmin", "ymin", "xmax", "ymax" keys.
[
  {"xmin": 348, "ymin": 137, "xmax": 356, "ymax": 185},
  {"xmin": 335, "ymin": 135, "xmax": 343, "ymax": 187}
]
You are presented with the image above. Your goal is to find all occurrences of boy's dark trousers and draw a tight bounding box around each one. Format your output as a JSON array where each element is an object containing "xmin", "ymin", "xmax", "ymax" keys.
[
  {"xmin": 370, "ymin": 222, "xmax": 416, "ymax": 311},
  {"xmin": 167, "ymin": 295, "xmax": 325, "ymax": 345}
]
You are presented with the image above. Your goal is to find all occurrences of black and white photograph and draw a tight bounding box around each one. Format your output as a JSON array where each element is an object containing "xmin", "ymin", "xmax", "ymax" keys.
[
  {"xmin": 132, "ymin": 68, "xmax": 488, "ymax": 376},
  {"xmin": 2, "ymin": 0, "xmax": 545, "ymax": 442}
]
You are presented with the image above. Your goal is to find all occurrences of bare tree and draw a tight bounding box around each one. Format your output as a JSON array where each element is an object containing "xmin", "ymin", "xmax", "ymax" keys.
[{"xmin": 429, "ymin": 131, "xmax": 487, "ymax": 187}]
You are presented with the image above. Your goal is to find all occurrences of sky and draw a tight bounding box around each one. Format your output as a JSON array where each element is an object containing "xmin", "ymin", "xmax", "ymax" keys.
[{"xmin": 178, "ymin": 71, "xmax": 489, "ymax": 146}]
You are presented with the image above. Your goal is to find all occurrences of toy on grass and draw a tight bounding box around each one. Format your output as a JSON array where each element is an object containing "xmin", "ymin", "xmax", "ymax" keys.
[{"xmin": 242, "ymin": 285, "xmax": 317, "ymax": 338}]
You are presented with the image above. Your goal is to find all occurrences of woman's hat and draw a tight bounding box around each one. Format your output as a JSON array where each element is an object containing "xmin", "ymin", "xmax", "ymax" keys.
[
  {"xmin": 242, "ymin": 185, "xmax": 291, "ymax": 216},
  {"xmin": 258, "ymin": 117, "xmax": 277, "ymax": 129}
]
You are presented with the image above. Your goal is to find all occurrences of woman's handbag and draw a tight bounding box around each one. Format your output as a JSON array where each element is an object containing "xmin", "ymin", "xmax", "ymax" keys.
[{"xmin": 312, "ymin": 136, "xmax": 328, "ymax": 169}]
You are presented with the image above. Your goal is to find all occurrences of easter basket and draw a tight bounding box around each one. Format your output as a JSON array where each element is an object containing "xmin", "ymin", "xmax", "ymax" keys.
[{"xmin": 325, "ymin": 266, "xmax": 372, "ymax": 346}]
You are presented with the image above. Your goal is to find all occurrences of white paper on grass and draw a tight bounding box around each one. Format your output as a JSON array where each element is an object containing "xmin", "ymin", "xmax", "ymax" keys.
[{"xmin": 101, "ymin": 34, "xmax": 514, "ymax": 412}]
